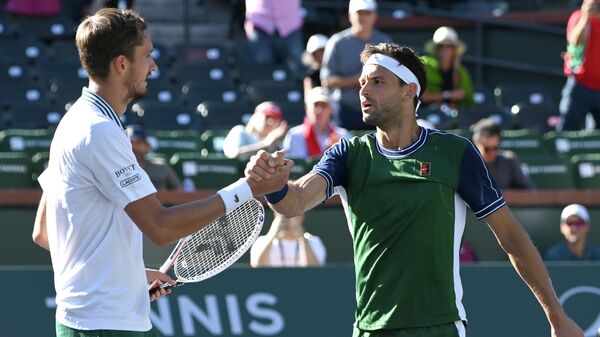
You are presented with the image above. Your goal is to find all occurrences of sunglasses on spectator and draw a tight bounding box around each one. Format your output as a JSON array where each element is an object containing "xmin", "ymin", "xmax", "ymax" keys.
[
  {"xmin": 565, "ymin": 220, "xmax": 587, "ymax": 228},
  {"xmin": 483, "ymin": 146, "xmax": 499, "ymax": 154}
]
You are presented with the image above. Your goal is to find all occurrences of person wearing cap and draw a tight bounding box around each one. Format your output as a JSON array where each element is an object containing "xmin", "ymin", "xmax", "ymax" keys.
[
  {"xmin": 320, "ymin": 0, "xmax": 392, "ymax": 130},
  {"xmin": 223, "ymin": 101, "xmax": 288, "ymax": 159},
  {"xmin": 471, "ymin": 117, "xmax": 534, "ymax": 190},
  {"xmin": 284, "ymin": 86, "xmax": 351, "ymax": 158},
  {"xmin": 421, "ymin": 26, "xmax": 475, "ymax": 109},
  {"xmin": 127, "ymin": 124, "xmax": 182, "ymax": 191},
  {"xmin": 302, "ymin": 34, "xmax": 329, "ymax": 95},
  {"xmin": 545, "ymin": 204, "xmax": 600, "ymax": 261},
  {"xmin": 245, "ymin": 42, "xmax": 583, "ymax": 337},
  {"xmin": 244, "ymin": 0, "xmax": 303, "ymax": 73}
]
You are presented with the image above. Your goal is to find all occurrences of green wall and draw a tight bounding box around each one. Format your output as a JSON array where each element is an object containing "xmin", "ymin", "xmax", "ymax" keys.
[
  {"xmin": 1, "ymin": 264, "xmax": 599, "ymax": 337},
  {"xmin": 3, "ymin": 205, "xmax": 600, "ymax": 265}
]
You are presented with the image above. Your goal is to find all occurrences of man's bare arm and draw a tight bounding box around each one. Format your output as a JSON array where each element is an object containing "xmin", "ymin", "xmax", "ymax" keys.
[{"xmin": 486, "ymin": 206, "xmax": 583, "ymax": 337}]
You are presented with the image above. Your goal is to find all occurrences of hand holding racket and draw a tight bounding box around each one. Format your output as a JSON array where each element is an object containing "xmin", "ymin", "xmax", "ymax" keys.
[{"xmin": 148, "ymin": 198, "xmax": 265, "ymax": 294}]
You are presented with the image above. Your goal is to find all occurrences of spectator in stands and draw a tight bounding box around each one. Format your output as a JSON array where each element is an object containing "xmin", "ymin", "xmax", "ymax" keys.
[
  {"xmin": 244, "ymin": 0, "xmax": 303, "ymax": 74},
  {"xmin": 250, "ymin": 212, "xmax": 326, "ymax": 267},
  {"xmin": 223, "ymin": 101, "xmax": 288, "ymax": 159},
  {"xmin": 545, "ymin": 204, "xmax": 600, "ymax": 260},
  {"xmin": 321, "ymin": 0, "xmax": 392, "ymax": 130},
  {"xmin": 284, "ymin": 86, "xmax": 351, "ymax": 158},
  {"xmin": 302, "ymin": 34, "xmax": 328, "ymax": 95},
  {"xmin": 4, "ymin": 0, "xmax": 61, "ymax": 16},
  {"xmin": 472, "ymin": 118, "xmax": 534, "ymax": 190},
  {"xmin": 557, "ymin": 0, "xmax": 600, "ymax": 131},
  {"xmin": 421, "ymin": 26, "xmax": 475, "ymax": 109},
  {"xmin": 459, "ymin": 240, "xmax": 478, "ymax": 263},
  {"xmin": 126, "ymin": 124, "xmax": 182, "ymax": 191}
]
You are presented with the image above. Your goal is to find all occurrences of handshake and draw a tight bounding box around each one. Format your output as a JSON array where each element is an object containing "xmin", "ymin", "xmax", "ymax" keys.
[{"xmin": 244, "ymin": 150, "xmax": 294, "ymax": 198}]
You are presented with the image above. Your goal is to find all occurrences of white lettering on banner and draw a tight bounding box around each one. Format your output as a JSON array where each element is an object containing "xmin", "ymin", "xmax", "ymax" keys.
[
  {"xmin": 247, "ymin": 293, "xmax": 284, "ymax": 335},
  {"xmin": 148, "ymin": 293, "xmax": 284, "ymax": 336},
  {"xmin": 559, "ymin": 286, "xmax": 600, "ymax": 337},
  {"xmin": 150, "ymin": 298, "xmax": 175, "ymax": 335},
  {"xmin": 179, "ymin": 295, "xmax": 222, "ymax": 335},
  {"xmin": 226, "ymin": 294, "xmax": 243, "ymax": 335}
]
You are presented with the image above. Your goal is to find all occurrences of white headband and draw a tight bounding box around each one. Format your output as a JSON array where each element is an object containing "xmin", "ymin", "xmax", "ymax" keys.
[{"xmin": 364, "ymin": 53, "xmax": 422, "ymax": 98}]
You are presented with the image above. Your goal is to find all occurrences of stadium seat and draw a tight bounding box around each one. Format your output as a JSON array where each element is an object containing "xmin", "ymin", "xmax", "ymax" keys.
[
  {"xmin": 506, "ymin": 103, "xmax": 559, "ymax": 133},
  {"xmin": 172, "ymin": 63, "xmax": 235, "ymax": 86},
  {"xmin": 173, "ymin": 42, "xmax": 234, "ymax": 65},
  {"xmin": 0, "ymin": 84, "xmax": 48, "ymax": 109},
  {"xmin": 145, "ymin": 130, "xmax": 203, "ymax": 158},
  {"xmin": 196, "ymin": 101, "xmax": 251, "ymax": 130},
  {"xmin": 494, "ymin": 83, "xmax": 555, "ymax": 112},
  {"xmin": 518, "ymin": 154, "xmax": 576, "ymax": 189},
  {"xmin": 571, "ymin": 154, "xmax": 600, "ymax": 189},
  {"xmin": 0, "ymin": 129, "xmax": 53, "ymax": 153},
  {"xmin": 0, "ymin": 39, "xmax": 46, "ymax": 63},
  {"xmin": 41, "ymin": 62, "xmax": 88, "ymax": 88},
  {"xmin": 472, "ymin": 85, "xmax": 497, "ymax": 109},
  {"xmin": 246, "ymin": 80, "xmax": 303, "ymax": 105},
  {"xmin": 199, "ymin": 129, "xmax": 230, "ymax": 156},
  {"xmin": 416, "ymin": 105, "xmax": 456, "ymax": 130},
  {"xmin": 0, "ymin": 152, "xmax": 36, "ymax": 188},
  {"xmin": 5, "ymin": 104, "xmax": 63, "ymax": 129},
  {"xmin": 48, "ymin": 83, "xmax": 83, "ymax": 110},
  {"xmin": 47, "ymin": 40, "xmax": 80, "ymax": 64},
  {"xmin": 500, "ymin": 129, "xmax": 547, "ymax": 155},
  {"xmin": 453, "ymin": 106, "xmax": 507, "ymax": 130},
  {"xmin": 180, "ymin": 81, "xmax": 245, "ymax": 107},
  {"xmin": 0, "ymin": 61, "xmax": 33, "ymax": 85},
  {"xmin": 141, "ymin": 82, "xmax": 181, "ymax": 105},
  {"xmin": 277, "ymin": 102, "xmax": 306, "ymax": 126},
  {"xmin": 169, "ymin": 153, "xmax": 242, "ymax": 189},
  {"xmin": 238, "ymin": 64, "xmax": 297, "ymax": 84},
  {"xmin": 0, "ymin": 16, "xmax": 17, "ymax": 40},
  {"xmin": 12, "ymin": 16, "xmax": 76, "ymax": 41},
  {"xmin": 130, "ymin": 102, "xmax": 199, "ymax": 131},
  {"xmin": 543, "ymin": 131, "xmax": 600, "ymax": 156}
]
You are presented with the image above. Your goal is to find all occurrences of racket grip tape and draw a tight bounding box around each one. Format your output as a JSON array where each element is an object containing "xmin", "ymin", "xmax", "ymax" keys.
[{"xmin": 148, "ymin": 281, "xmax": 183, "ymax": 295}]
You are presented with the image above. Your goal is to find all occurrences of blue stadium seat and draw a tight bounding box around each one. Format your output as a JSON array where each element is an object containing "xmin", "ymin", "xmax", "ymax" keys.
[
  {"xmin": 507, "ymin": 103, "xmax": 559, "ymax": 133},
  {"xmin": 0, "ymin": 61, "xmax": 34, "ymax": 85},
  {"xmin": 5, "ymin": 104, "xmax": 63, "ymax": 129},
  {"xmin": 246, "ymin": 80, "xmax": 303, "ymax": 105},
  {"xmin": 196, "ymin": 101, "xmax": 251, "ymax": 130},
  {"xmin": 0, "ymin": 39, "xmax": 46, "ymax": 63},
  {"xmin": 172, "ymin": 63, "xmax": 235, "ymax": 86},
  {"xmin": 494, "ymin": 83, "xmax": 556, "ymax": 112},
  {"xmin": 131, "ymin": 101, "xmax": 199, "ymax": 131}
]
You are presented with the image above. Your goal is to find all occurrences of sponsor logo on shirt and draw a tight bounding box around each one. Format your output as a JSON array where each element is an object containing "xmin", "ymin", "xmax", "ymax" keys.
[
  {"xmin": 120, "ymin": 174, "xmax": 141, "ymax": 188},
  {"xmin": 419, "ymin": 162, "xmax": 431, "ymax": 176},
  {"xmin": 114, "ymin": 164, "xmax": 136, "ymax": 178}
]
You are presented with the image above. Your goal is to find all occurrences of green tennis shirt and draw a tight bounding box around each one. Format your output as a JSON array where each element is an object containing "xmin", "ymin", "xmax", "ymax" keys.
[{"xmin": 313, "ymin": 128, "xmax": 505, "ymax": 330}]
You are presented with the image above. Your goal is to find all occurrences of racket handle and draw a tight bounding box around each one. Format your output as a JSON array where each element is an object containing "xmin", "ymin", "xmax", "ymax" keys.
[{"xmin": 148, "ymin": 281, "xmax": 183, "ymax": 295}]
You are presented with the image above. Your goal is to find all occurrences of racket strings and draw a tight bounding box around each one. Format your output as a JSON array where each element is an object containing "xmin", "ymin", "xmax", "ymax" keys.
[{"xmin": 175, "ymin": 199, "xmax": 263, "ymax": 282}]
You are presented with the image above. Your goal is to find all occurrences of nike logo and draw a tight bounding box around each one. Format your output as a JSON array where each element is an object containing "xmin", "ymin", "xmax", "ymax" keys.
[{"xmin": 233, "ymin": 194, "xmax": 239, "ymax": 203}]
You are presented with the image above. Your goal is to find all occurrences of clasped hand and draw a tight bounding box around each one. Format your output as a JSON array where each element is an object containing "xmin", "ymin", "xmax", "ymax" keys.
[{"xmin": 245, "ymin": 150, "xmax": 294, "ymax": 196}]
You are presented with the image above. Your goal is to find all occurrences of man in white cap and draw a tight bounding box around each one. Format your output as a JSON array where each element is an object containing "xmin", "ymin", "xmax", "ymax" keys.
[
  {"xmin": 545, "ymin": 204, "xmax": 600, "ymax": 260},
  {"xmin": 284, "ymin": 86, "xmax": 350, "ymax": 158},
  {"xmin": 421, "ymin": 26, "xmax": 475, "ymax": 109},
  {"xmin": 320, "ymin": 0, "xmax": 392, "ymax": 130},
  {"xmin": 302, "ymin": 34, "xmax": 329, "ymax": 94}
]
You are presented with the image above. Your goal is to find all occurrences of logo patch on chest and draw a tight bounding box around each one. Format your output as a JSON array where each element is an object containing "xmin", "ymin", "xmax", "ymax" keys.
[{"xmin": 419, "ymin": 162, "xmax": 431, "ymax": 176}]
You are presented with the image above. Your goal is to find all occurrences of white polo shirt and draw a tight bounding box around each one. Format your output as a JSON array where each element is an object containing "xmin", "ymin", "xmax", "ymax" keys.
[{"xmin": 39, "ymin": 88, "xmax": 157, "ymax": 331}]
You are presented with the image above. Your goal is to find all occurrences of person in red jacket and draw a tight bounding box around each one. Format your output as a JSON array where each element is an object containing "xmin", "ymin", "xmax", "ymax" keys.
[{"xmin": 558, "ymin": 0, "xmax": 600, "ymax": 131}]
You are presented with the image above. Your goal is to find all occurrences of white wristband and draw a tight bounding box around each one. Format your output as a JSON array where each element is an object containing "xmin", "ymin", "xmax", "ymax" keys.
[{"xmin": 217, "ymin": 178, "xmax": 253, "ymax": 214}]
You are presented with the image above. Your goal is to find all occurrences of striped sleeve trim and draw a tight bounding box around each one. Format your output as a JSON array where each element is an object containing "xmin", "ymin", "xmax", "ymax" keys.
[
  {"xmin": 473, "ymin": 197, "xmax": 506, "ymax": 219},
  {"xmin": 313, "ymin": 169, "xmax": 334, "ymax": 199}
]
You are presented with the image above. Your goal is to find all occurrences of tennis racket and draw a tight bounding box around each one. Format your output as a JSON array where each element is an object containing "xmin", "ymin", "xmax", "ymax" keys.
[{"xmin": 148, "ymin": 198, "xmax": 264, "ymax": 294}]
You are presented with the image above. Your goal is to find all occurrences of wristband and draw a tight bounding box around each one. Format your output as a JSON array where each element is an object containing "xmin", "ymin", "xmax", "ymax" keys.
[
  {"xmin": 265, "ymin": 184, "xmax": 289, "ymax": 204},
  {"xmin": 217, "ymin": 178, "xmax": 253, "ymax": 214}
]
